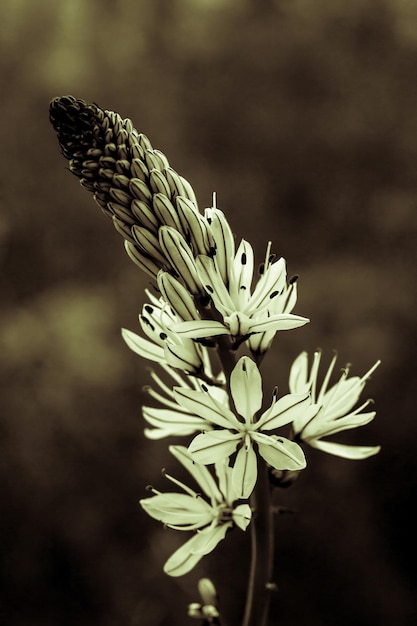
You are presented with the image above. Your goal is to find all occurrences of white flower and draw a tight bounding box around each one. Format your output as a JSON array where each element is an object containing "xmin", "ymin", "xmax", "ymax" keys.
[
  {"xmin": 172, "ymin": 239, "xmax": 309, "ymax": 343},
  {"xmin": 140, "ymin": 445, "xmax": 252, "ymax": 577},
  {"xmin": 174, "ymin": 356, "xmax": 310, "ymax": 498},
  {"xmin": 141, "ymin": 363, "xmax": 227, "ymax": 439},
  {"xmin": 289, "ymin": 350, "xmax": 381, "ymax": 459},
  {"xmin": 121, "ymin": 289, "xmax": 210, "ymax": 376}
]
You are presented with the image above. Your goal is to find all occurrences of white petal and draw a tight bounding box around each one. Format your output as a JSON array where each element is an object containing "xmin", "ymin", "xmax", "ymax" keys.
[
  {"xmin": 173, "ymin": 387, "xmax": 240, "ymax": 430},
  {"xmin": 230, "ymin": 239, "xmax": 254, "ymax": 310},
  {"xmin": 196, "ymin": 254, "xmax": 235, "ymax": 315},
  {"xmin": 169, "ymin": 445, "xmax": 223, "ymax": 503},
  {"xmin": 190, "ymin": 523, "xmax": 230, "ymax": 556},
  {"xmin": 204, "ymin": 208, "xmax": 235, "ymax": 284},
  {"xmin": 322, "ymin": 377, "xmax": 365, "ymax": 420},
  {"xmin": 249, "ymin": 256, "xmax": 286, "ymax": 311},
  {"xmin": 162, "ymin": 532, "xmax": 209, "ymax": 577},
  {"xmin": 253, "ymin": 433, "xmax": 307, "ymax": 471},
  {"xmin": 145, "ymin": 426, "xmax": 197, "ymax": 439},
  {"xmin": 171, "ymin": 319, "xmax": 228, "ymax": 339},
  {"xmin": 232, "ymin": 442, "xmax": 258, "ymax": 499},
  {"xmin": 121, "ymin": 328, "xmax": 165, "ymax": 362},
  {"xmin": 309, "ymin": 439, "xmax": 381, "ymax": 460},
  {"xmin": 164, "ymin": 342, "xmax": 203, "ymax": 374},
  {"xmin": 303, "ymin": 410, "xmax": 376, "ymax": 440},
  {"xmin": 230, "ymin": 357, "xmax": 263, "ymax": 423},
  {"xmin": 188, "ymin": 431, "xmax": 241, "ymax": 464},
  {"xmin": 140, "ymin": 493, "xmax": 213, "ymax": 526},
  {"xmin": 214, "ymin": 461, "xmax": 235, "ymax": 503},
  {"xmin": 249, "ymin": 313, "xmax": 310, "ymax": 333},
  {"xmin": 257, "ymin": 392, "xmax": 311, "ymax": 430},
  {"xmin": 288, "ymin": 351, "xmax": 311, "ymax": 394},
  {"xmin": 142, "ymin": 406, "xmax": 208, "ymax": 431},
  {"xmin": 233, "ymin": 504, "xmax": 252, "ymax": 531}
]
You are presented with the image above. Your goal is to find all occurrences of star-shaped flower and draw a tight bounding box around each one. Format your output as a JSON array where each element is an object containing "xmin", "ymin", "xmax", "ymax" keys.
[
  {"xmin": 140, "ymin": 445, "xmax": 251, "ymax": 577},
  {"xmin": 122, "ymin": 288, "xmax": 210, "ymax": 376},
  {"xmin": 173, "ymin": 356, "xmax": 311, "ymax": 498},
  {"xmin": 172, "ymin": 239, "xmax": 309, "ymax": 343},
  {"xmin": 289, "ymin": 350, "xmax": 381, "ymax": 459}
]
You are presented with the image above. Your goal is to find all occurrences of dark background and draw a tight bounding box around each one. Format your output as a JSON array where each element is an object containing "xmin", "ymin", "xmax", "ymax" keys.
[{"xmin": 1, "ymin": 0, "xmax": 416, "ymax": 624}]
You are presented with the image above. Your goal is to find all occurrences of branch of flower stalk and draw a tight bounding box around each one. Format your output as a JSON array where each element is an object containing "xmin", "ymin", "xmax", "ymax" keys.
[{"xmin": 241, "ymin": 459, "xmax": 275, "ymax": 626}]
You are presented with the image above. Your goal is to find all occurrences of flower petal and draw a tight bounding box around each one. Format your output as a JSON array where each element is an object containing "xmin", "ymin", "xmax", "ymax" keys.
[
  {"xmin": 253, "ymin": 433, "xmax": 307, "ymax": 471},
  {"xmin": 173, "ymin": 387, "xmax": 240, "ymax": 430},
  {"xmin": 169, "ymin": 445, "xmax": 223, "ymax": 503},
  {"xmin": 229, "ymin": 239, "xmax": 254, "ymax": 310},
  {"xmin": 230, "ymin": 357, "xmax": 263, "ymax": 423},
  {"xmin": 248, "ymin": 313, "xmax": 310, "ymax": 333},
  {"xmin": 257, "ymin": 392, "xmax": 311, "ymax": 430},
  {"xmin": 303, "ymin": 409, "xmax": 376, "ymax": 440},
  {"xmin": 188, "ymin": 431, "xmax": 241, "ymax": 464},
  {"xmin": 142, "ymin": 405, "xmax": 209, "ymax": 432},
  {"xmin": 121, "ymin": 328, "xmax": 165, "ymax": 362},
  {"xmin": 196, "ymin": 254, "xmax": 235, "ymax": 315},
  {"xmin": 140, "ymin": 493, "xmax": 213, "ymax": 527},
  {"xmin": 162, "ymin": 531, "xmax": 210, "ymax": 577},
  {"xmin": 232, "ymin": 441, "xmax": 258, "ymax": 499},
  {"xmin": 309, "ymin": 439, "xmax": 381, "ymax": 460},
  {"xmin": 190, "ymin": 523, "xmax": 231, "ymax": 556},
  {"xmin": 233, "ymin": 504, "xmax": 252, "ymax": 531},
  {"xmin": 288, "ymin": 351, "xmax": 311, "ymax": 395},
  {"xmin": 171, "ymin": 319, "xmax": 228, "ymax": 339}
]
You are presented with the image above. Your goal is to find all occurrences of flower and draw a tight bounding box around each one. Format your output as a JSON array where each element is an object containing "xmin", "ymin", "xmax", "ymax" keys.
[
  {"xmin": 289, "ymin": 350, "xmax": 381, "ymax": 459},
  {"xmin": 140, "ymin": 445, "xmax": 251, "ymax": 576},
  {"xmin": 174, "ymin": 356, "xmax": 311, "ymax": 498},
  {"xmin": 172, "ymin": 239, "xmax": 309, "ymax": 344},
  {"xmin": 122, "ymin": 288, "xmax": 210, "ymax": 376}
]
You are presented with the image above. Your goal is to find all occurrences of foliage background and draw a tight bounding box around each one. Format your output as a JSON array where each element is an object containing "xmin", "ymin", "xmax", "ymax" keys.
[{"xmin": 1, "ymin": 0, "xmax": 416, "ymax": 624}]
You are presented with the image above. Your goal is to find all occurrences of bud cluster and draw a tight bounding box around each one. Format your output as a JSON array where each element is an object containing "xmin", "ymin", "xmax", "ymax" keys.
[{"xmin": 50, "ymin": 95, "xmax": 212, "ymax": 288}]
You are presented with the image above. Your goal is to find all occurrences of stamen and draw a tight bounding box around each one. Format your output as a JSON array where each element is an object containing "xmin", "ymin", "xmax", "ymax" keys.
[
  {"xmin": 212, "ymin": 191, "xmax": 217, "ymax": 209},
  {"xmin": 264, "ymin": 241, "xmax": 272, "ymax": 271},
  {"xmin": 317, "ymin": 350, "xmax": 338, "ymax": 404},
  {"xmin": 361, "ymin": 360, "xmax": 381, "ymax": 383},
  {"xmin": 163, "ymin": 470, "xmax": 200, "ymax": 497}
]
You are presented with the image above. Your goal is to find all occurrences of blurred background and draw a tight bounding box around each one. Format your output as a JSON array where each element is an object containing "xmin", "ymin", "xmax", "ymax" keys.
[{"xmin": 1, "ymin": 0, "xmax": 416, "ymax": 624}]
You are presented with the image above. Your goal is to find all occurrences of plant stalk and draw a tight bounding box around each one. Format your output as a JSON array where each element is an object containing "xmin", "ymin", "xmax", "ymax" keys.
[{"xmin": 241, "ymin": 460, "xmax": 275, "ymax": 626}]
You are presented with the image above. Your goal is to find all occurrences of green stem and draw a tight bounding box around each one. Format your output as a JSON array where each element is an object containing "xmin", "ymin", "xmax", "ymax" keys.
[{"xmin": 241, "ymin": 461, "xmax": 275, "ymax": 626}]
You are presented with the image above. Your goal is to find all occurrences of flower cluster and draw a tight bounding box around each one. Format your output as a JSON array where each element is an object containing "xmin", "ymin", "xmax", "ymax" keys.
[
  {"xmin": 141, "ymin": 446, "xmax": 251, "ymax": 576},
  {"xmin": 50, "ymin": 96, "xmax": 381, "ymax": 581}
]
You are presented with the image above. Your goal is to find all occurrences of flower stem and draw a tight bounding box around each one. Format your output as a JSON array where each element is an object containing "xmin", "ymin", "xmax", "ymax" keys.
[{"xmin": 241, "ymin": 460, "xmax": 275, "ymax": 626}]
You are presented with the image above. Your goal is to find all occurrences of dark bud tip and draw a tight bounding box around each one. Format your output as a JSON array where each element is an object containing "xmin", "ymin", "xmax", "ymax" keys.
[{"xmin": 49, "ymin": 95, "xmax": 104, "ymax": 160}]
